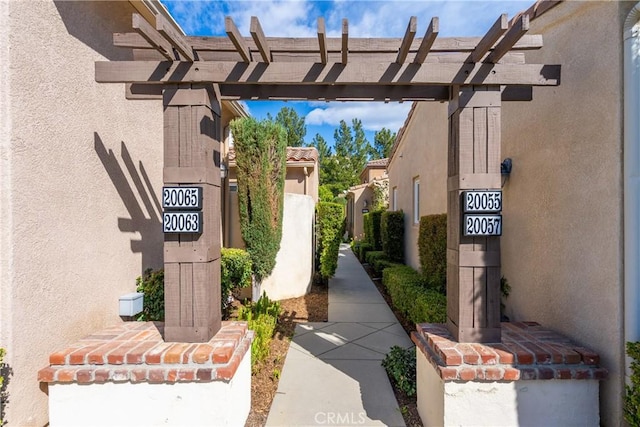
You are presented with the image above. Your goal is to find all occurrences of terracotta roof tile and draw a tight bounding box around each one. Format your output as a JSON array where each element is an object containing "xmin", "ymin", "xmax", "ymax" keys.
[
  {"xmin": 366, "ymin": 158, "xmax": 388, "ymax": 168},
  {"xmin": 227, "ymin": 147, "xmax": 318, "ymax": 163}
]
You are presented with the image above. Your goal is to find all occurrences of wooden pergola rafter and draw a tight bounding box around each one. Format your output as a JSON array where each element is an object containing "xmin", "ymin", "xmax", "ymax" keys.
[{"xmin": 96, "ymin": 9, "xmax": 561, "ymax": 344}]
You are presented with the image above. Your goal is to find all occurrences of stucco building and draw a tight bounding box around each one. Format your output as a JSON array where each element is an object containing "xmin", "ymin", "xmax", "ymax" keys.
[
  {"xmin": 346, "ymin": 158, "xmax": 388, "ymax": 240},
  {"xmin": 388, "ymin": 2, "xmax": 640, "ymax": 423},
  {"xmin": 0, "ymin": 2, "xmax": 246, "ymax": 424}
]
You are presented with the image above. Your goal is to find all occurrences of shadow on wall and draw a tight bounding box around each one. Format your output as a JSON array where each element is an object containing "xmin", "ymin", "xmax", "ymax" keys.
[
  {"xmin": 53, "ymin": 0, "xmax": 135, "ymax": 61},
  {"xmin": 94, "ymin": 133, "xmax": 163, "ymax": 273}
]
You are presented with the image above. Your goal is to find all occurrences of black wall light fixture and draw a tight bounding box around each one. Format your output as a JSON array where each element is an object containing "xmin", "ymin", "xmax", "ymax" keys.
[{"xmin": 501, "ymin": 158, "xmax": 512, "ymax": 187}]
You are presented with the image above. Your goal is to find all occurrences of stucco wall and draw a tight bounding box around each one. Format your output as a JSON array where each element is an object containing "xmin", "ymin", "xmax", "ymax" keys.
[
  {"xmin": 387, "ymin": 102, "xmax": 448, "ymax": 271},
  {"xmin": 500, "ymin": 2, "xmax": 631, "ymax": 424},
  {"xmin": 259, "ymin": 194, "xmax": 315, "ymax": 300},
  {"xmin": 347, "ymin": 186, "xmax": 372, "ymax": 241},
  {"xmin": 0, "ymin": 2, "xmax": 164, "ymax": 425}
]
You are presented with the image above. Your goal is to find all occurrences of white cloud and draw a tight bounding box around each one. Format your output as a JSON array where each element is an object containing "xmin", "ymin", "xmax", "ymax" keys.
[{"xmin": 306, "ymin": 102, "xmax": 412, "ymax": 133}]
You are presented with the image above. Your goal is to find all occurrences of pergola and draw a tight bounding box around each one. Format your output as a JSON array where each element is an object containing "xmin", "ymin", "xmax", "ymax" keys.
[{"xmin": 96, "ymin": 3, "xmax": 560, "ymax": 343}]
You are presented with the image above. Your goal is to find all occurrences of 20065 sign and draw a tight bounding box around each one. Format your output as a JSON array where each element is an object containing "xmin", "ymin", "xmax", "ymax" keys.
[
  {"xmin": 163, "ymin": 212, "xmax": 202, "ymax": 234},
  {"xmin": 463, "ymin": 215, "xmax": 502, "ymax": 237},
  {"xmin": 162, "ymin": 186, "xmax": 202, "ymax": 210}
]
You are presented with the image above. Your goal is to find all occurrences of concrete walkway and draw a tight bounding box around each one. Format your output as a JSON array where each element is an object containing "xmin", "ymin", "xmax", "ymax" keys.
[{"xmin": 266, "ymin": 244, "xmax": 412, "ymax": 427}]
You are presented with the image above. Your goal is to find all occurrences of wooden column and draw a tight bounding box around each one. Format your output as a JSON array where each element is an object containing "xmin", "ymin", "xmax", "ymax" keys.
[
  {"xmin": 163, "ymin": 84, "xmax": 222, "ymax": 343},
  {"xmin": 446, "ymin": 86, "xmax": 502, "ymax": 343}
]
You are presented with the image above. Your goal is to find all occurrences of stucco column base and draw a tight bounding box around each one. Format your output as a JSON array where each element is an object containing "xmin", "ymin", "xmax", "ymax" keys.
[
  {"xmin": 413, "ymin": 322, "xmax": 606, "ymax": 427},
  {"xmin": 38, "ymin": 321, "xmax": 252, "ymax": 426}
]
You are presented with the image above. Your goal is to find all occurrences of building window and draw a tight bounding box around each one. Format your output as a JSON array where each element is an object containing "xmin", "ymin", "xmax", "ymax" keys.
[
  {"xmin": 413, "ymin": 177, "xmax": 420, "ymax": 225},
  {"xmin": 392, "ymin": 187, "xmax": 397, "ymax": 211}
]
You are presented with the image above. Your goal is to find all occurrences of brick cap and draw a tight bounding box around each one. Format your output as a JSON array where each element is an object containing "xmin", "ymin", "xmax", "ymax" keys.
[
  {"xmin": 412, "ymin": 322, "xmax": 608, "ymax": 382},
  {"xmin": 37, "ymin": 321, "xmax": 253, "ymax": 385}
]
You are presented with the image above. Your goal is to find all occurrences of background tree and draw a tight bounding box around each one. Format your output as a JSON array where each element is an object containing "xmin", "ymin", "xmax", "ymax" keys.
[
  {"xmin": 267, "ymin": 106, "xmax": 306, "ymax": 147},
  {"xmin": 371, "ymin": 127, "xmax": 396, "ymax": 159}
]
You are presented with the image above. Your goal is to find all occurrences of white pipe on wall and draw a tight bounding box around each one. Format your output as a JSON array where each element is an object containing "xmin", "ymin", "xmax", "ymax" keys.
[{"xmin": 624, "ymin": 3, "xmax": 640, "ymax": 345}]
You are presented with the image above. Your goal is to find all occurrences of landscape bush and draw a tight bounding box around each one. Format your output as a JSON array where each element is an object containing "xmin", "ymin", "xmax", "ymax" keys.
[
  {"xmin": 365, "ymin": 250, "xmax": 386, "ymax": 266},
  {"xmin": 364, "ymin": 209, "xmax": 384, "ymax": 250},
  {"xmin": 382, "ymin": 265, "xmax": 446, "ymax": 324},
  {"xmin": 316, "ymin": 202, "xmax": 345, "ymax": 282},
  {"xmin": 358, "ymin": 242, "xmax": 373, "ymax": 262},
  {"xmin": 626, "ymin": 341, "xmax": 640, "ymax": 425},
  {"xmin": 136, "ymin": 268, "xmax": 164, "ymax": 321},
  {"xmin": 372, "ymin": 259, "xmax": 403, "ymax": 277},
  {"xmin": 221, "ymin": 248, "xmax": 252, "ymax": 315},
  {"xmin": 381, "ymin": 210, "xmax": 404, "ymax": 263},
  {"xmin": 418, "ymin": 214, "xmax": 447, "ymax": 294},
  {"xmin": 382, "ymin": 346, "xmax": 416, "ymax": 397},
  {"xmin": 238, "ymin": 292, "xmax": 281, "ymax": 372},
  {"xmin": 230, "ymin": 117, "xmax": 287, "ymax": 282}
]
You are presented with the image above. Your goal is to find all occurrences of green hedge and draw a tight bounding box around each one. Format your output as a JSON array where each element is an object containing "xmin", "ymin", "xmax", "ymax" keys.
[
  {"xmin": 136, "ymin": 268, "xmax": 164, "ymax": 321},
  {"xmin": 372, "ymin": 259, "xmax": 403, "ymax": 277},
  {"xmin": 365, "ymin": 250, "xmax": 386, "ymax": 265},
  {"xmin": 418, "ymin": 214, "xmax": 447, "ymax": 294},
  {"xmin": 317, "ymin": 202, "xmax": 345, "ymax": 281},
  {"xmin": 358, "ymin": 242, "xmax": 373, "ymax": 262},
  {"xmin": 382, "ymin": 210, "xmax": 404, "ymax": 263},
  {"xmin": 363, "ymin": 209, "xmax": 384, "ymax": 250},
  {"xmin": 626, "ymin": 341, "xmax": 640, "ymax": 425},
  {"xmin": 382, "ymin": 265, "xmax": 446, "ymax": 324},
  {"xmin": 231, "ymin": 117, "xmax": 287, "ymax": 282}
]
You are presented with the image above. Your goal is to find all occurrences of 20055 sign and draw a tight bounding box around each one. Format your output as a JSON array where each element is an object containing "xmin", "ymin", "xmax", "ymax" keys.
[
  {"xmin": 463, "ymin": 215, "xmax": 502, "ymax": 237},
  {"xmin": 462, "ymin": 191, "xmax": 502, "ymax": 213}
]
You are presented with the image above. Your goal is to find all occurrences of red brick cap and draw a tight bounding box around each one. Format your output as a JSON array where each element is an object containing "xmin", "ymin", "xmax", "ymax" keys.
[
  {"xmin": 37, "ymin": 321, "xmax": 253, "ymax": 385},
  {"xmin": 413, "ymin": 322, "xmax": 608, "ymax": 382}
]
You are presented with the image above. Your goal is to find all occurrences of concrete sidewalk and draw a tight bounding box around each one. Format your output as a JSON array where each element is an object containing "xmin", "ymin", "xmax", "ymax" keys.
[{"xmin": 266, "ymin": 244, "xmax": 412, "ymax": 427}]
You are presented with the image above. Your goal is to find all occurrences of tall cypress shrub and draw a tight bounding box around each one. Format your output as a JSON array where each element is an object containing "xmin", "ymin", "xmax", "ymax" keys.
[
  {"xmin": 418, "ymin": 214, "xmax": 447, "ymax": 293},
  {"xmin": 382, "ymin": 210, "xmax": 404, "ymax": 262},
  {"xmin": 230, "ymin": 118, "xmax": 287, "ymax": 282},
  {"xmin": 316, "ymin": 202, "xmax": 345, "ymax": 282}
]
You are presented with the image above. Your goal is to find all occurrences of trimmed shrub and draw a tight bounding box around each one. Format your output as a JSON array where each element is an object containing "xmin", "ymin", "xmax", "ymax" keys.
[
  {"xmin": 319, "ymin": 185, "xmax": 334, "ymax": 203},
  {"xmin": 382, "ymin": 346, "xmax": 416, "ymax": 397},
  {"xmin": 136, "ymin": 268, "xmax": 164, "ymax": 321},
  {"xmin": 358, "ymin": 242, "xmax": 373, "ymax": 262},
  {"xmin": 221, "ymin": 248, "xmax": 252, "ymax": 315},
  {"xmin": 418, "ymin": 214, "xmax": 447, "ymax": 294},
  {"xmin": 230, "ymin": 117, "xmax": 287, "ymax": 282},
  {"xmin": 365, "ymin": 250, "xmax": 386, "ymax": 266},
  {"xmin": 363, "ymin": 210, "xmax": 383, "ymax": 250},
  {"xmin": 372, "ymin": 259, "xmax": 403, "ymax": 276},
  {"xmin": 382, "ymin": 265, "xmax": 446, "ymax": 324},
  {"xmin": 317, "ymin": 202, "xmax": 345, "ymax": 281},
  {"xmin": 381, "ymin": 210, "xmax": 404, "ymax": 263}
]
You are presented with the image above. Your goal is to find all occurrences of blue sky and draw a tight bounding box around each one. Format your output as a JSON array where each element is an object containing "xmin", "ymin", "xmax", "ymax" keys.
[{"xmin": 161, "ymin": 0, "xmax": 531, "ymax": 147}]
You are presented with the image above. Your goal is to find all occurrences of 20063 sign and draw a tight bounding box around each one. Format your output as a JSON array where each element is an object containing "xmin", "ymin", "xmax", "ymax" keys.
[
  {"xmin": 463, "ymin": 215, "xmax": 502, "ymax": 237},
  {"xmin": 163, "ymin": 212, "xmax": 202, "ymax": 234}
]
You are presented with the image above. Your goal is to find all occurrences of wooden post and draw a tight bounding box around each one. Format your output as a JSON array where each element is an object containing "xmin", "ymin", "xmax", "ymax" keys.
[
  {"xmin": 163, "ymin": 84, "xmax": 222, "ymax": 343},
  {"xmin": 446, "ymin": 86, "xmax": 502, "ymax": 343}
]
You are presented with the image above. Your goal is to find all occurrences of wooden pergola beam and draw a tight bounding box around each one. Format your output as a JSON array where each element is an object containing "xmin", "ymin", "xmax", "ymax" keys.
[
  {"xmin": 468, "ymin": 14, "xmax": 508, "ymax": 63},
  {"xmin": 156, "ymin": 14, "xmax": 194, "ymax": 61},
  {"xmin": 225, "ymin": 16, "xmax": 252, "ymax": 63},
  {"xmin": 250, "ymin": 17, "xmax": 271, "ymax": 63},
  {"xmin": 95, "ymin": 60, "xmax": 560, "ymax": 86},
  {"xmin": 414, "ymin": 17, "xmax": 439, "ymax": 64},
  {"xmin": 486, "ymin": 14, "xmax": 530, "ymax": 63},
  {"xmin": 318, "ymin": 18, "xmax": 328, "ymax": 64},
  {"xmin": 342, "ymin": 19, "xmax": 348, "ymax": 65},
  {"xmin": 131, "ymin": 13, "xmax": 174, "ymax": 61},
  {"xmin": 115, "ymin": 32, "xmax": 544, "ymax": 54},
  {"xmin": 396, "ymin": 16, "xmax": 417, "ymax": 64}
]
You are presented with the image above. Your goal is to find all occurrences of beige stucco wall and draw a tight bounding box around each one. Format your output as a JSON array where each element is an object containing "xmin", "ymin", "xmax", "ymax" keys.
[
  {"xmin": 387, "ymin": 102, "xmax": 448, "ymax": 270},
  {"xmin": 360, "ymin": 167, "xmax": 386, "ymax": 184},
  {"xmin": 284, "ymin": 165, "xmax": 318, "ymax": 203},
  {"xmin": 500, "ymin": 2, "xmax": 632, "ymax": 424},
  {"xmin": 0, "ymin": 2, "xmax": 165, "ymax": 425},
  {"xmin": 347, "ymin": 186, "xmax": 372, "ymax": 241}
]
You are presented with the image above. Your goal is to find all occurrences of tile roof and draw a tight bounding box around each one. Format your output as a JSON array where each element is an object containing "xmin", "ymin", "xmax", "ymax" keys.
[
  {"xmin": 228, "ymin": 146, "xmax": 318, "ymax": 163},
  {"xmin": 366, "ymin": 158, "xmax": 388, "ymax": 168}
]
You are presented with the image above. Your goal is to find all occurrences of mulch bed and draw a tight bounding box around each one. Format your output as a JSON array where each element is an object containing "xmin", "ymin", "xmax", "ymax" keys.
[{"xmin": 243, "ymin": 253, "xmax": 423, "ymax": 427}]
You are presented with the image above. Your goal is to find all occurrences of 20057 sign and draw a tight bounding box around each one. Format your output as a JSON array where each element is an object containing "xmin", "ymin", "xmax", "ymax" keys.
[
  {"xmin": 462, "ymin": 190, "xmax": 502, "ymax": 213},
  {"xmin": 163, "ymin": 212, "xmax": 202, "ymax": 234},
  {"xmin": 162, "ymin": 186, "xmax": 202, "ymax": 210},
  {"xmin": 463, "ymin": 215, "xmax": 502, "ymax": 237}
]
